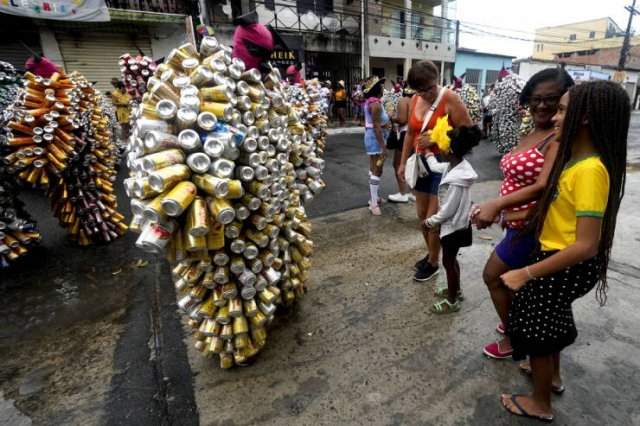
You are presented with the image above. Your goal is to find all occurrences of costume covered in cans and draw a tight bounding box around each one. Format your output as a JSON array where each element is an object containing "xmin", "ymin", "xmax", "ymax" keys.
[
  {"xmin": 123, "ymin": 30, "xmax": 326, "ymax": 368},
  {"xmin": 0, "ymin": 69, "xmax": 126, "ymax": 247},
  {"xmin": 487, "ymin": 73, "xmax": 532, "ymax": 153}
]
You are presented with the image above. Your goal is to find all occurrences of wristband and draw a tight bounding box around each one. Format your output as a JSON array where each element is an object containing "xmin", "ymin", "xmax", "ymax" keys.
[{"xmin": 525, "ymin": 266, "xmax": 535, "ymax": 280}]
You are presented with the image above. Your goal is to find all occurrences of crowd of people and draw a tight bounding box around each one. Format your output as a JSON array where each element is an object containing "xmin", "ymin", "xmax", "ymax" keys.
[{"xmin": 359, "ymin": 59, "xmax": 630, "ymax": 422}]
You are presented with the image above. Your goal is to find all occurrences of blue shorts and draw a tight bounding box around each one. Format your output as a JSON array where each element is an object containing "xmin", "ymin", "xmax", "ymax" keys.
[
  {"xmin": 364, "ymin": 128, "xmax": 390, "ymax": 155},
  {"xmin": 495, "ymin": 228, "xmax": 537, "ymax": 269},
  {"xmin": 414, "ymin": 155, "xmax": 442, "ymax": 195}
]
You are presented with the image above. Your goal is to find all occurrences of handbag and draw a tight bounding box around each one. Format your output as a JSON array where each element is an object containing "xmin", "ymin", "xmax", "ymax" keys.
[{"xmin": 404, "ymin": 88, "xmax": 445, "ymax": 188}]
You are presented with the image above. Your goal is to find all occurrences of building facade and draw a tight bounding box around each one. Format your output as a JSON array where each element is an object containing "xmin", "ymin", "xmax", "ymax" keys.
[
  {"xmin": 203, "ymin": 0, "xmax": 458, "ymax": 92},
  {"xmin": 0, "ymin": 1, "xmax": 194, "ymax": 93},
  {"xmin": 532, "ymin": 17, "xmax": 640, "ymax": 61},
  {"xmin": 454, "ymin": 48, "xmax": 514, "ymax": 96}
]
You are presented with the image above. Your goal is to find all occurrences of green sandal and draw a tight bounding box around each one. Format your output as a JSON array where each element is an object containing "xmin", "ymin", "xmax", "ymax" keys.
[
  {"xmin": 434, "ymin": 287, "xmax": 464, "ymax": 301},
  {"xmin": 431, "ymin": 298, "xmax": 461, "ymax": 314}
]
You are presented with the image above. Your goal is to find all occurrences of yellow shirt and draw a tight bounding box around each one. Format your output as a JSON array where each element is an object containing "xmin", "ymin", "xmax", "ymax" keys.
[{"xmin": 539, "ymin": 156, "xmax": 609, "ymax": 251}]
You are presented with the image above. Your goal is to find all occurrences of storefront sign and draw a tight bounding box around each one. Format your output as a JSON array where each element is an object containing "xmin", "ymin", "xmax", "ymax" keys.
[{"xmin": 0, "ymin": 0, "xmax": 110, "ymax": 22}]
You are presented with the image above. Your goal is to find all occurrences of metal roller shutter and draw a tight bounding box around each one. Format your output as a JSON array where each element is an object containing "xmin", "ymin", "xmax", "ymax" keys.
[
  {"xmin": 0, "ymin": 15, "xmax": 41, "ymax": 71},
  {"xmin": 56, "ymin": 31, "xmax": 152, "ymax": 93}
]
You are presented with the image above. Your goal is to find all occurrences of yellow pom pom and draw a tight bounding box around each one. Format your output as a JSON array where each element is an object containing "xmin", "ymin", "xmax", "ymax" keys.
[{"xmin": 429, "ymin": 115, "xmax": 452, "ymax": 152}]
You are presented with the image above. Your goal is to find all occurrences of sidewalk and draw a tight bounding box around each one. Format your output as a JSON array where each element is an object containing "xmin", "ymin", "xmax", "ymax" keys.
[{"xmin": 187, "ymin": 177, "xmax": 640, "ymax": 425}]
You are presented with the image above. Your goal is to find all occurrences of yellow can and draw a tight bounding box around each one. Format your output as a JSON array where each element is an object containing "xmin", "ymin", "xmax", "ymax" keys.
[
  {"xmin": 207, "ymin": 223, "xmax": 225, "ymax": 250},
  {"xmin": 188, "ymin": 197, "xmax": 210, "ymax": 237},
  {"xmin": 161, "ymin": 181, "xmax": 197, "ymax": 216},
  {"xmin": 227, "ymin": 179, "xmax": 244, "ymax": 199}
]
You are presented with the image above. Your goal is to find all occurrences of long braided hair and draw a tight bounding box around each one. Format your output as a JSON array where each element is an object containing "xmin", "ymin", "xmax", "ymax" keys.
[{"xmin": 528, "ymin": 81, "xmax": 630, "ymax": 305}]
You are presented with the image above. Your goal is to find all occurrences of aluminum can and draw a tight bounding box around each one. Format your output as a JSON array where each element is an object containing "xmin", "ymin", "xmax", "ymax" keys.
[
  {"xmin": 224, "ymin": 221, "xmax": 242, "ymax": 239},
  {"xmin": 240, "ymin": 69, "xmax": 262, "ymax": 83},
  {"xmin": 234, "ymin": 204, "xmax": 250, "ymax": 221},
  {"xmin": 176, "ymin": 108, "xmax": 198, "ymax": 131},
  {"xmin": 200, "ymin": 36, "xmax": 220, "ymax": 56},
  {"xmin": 214, "ymin": 266, "xmax": 229, "ymax": 284},
  {"xmin": 192, "ymin": 174, "xmax": 229, "ymax": 197},
  {"xmin": 135, "ymin": 220, "xmax": 175, "ymax": 253},
  {"xmin": 156, "ymin": 99, "xmax": 178, "ymax": 120},
  {"xmin": 210, "ymin": 159, "xmax": 235, "ymax": 179},
  {"xmin": 243, "ymin": 243, "xmax": 259, "ymax": 260},
  {"xmin": 208, "ymin": 197, "xmax": 236, "ymax": 224},
  {"xmin": 227, "ymin": 179, "xmax": 244, "ymax": 199},
  {"xmin": 161, "ymin": 181, "xmax": 197, "ymax": 216},
  {"xmin": 190, "ymin": 65, "xmax": 214, "ymax": 86},
  {"xmin": 186, "ymin": 152, "xmax": 211, "ymax": 174},
  {"xmin": 180, "ymin": 94, "xmax": 201, "ymax": 112},
  {"xmin": 184, "ymin": 232, "xmax": 206, "ymax": 252},
  {"xmin": 149, "ymin": 164, "xmax": 191, "ymax": 192},
  {"xmin": 207, "ymin": 223, "xmax": 225, "ymax": 250},
  {"xmin": 188, "ymin": 197, "xmax": 210, "ymax": 236},
  {"xmin": 235, "ymin": 165, "xmax": 254, "ymax": 182},
  {"xmin": 141, "ymin": 149, "xmax": 185, "ymax": 172},
  {"xmin": 197, "ymin": 112, "xmax": 218, "ymax": 131},
  {"xmin": 200, "ymin": 85, "xmax": 234, "ymax": 102},
  {"xmin": 203, "ymin": 136, "xmax": 225, "ymax": 158},
  {"xmin": 242, "ymin": 194, "xmax": 261, "ymax": 211},
  {"xmin": 178, "ymin": 129, "xmax": 202, "ymax": 152},
  {"xmin": 230, "ymin": 256, "xmax": 245, "ymax": 274},
  {"xmin": 201, "ymin": 102, "xmax": 234, "ymax": 121},
  {"xmin": 230, "ymin": 238, "xmax": 245, "ymax": 254},
  {"xmin": 213, "ymin": 251, "xmax": 229, "ymax": 266},
  {"xmin": 144, "ymin": 130, "xmax": 181, "ymax": 153}
]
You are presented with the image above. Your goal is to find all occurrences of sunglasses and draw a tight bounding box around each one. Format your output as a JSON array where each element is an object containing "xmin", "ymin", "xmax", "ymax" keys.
[{"xmin": 529, "ymin": 94, "xmax": 562, "ymax": 107}]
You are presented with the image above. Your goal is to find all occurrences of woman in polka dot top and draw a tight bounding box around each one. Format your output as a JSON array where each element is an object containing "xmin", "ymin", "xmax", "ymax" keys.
[{"xmin": 471, "ymin": 69, "xmax": 576, "ymax": 360}]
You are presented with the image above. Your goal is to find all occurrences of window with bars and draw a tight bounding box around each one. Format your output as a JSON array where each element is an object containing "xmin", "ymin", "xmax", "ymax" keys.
[{"xmin": 464, "ymin": 68, "xmax": 481, "ymax": 92}]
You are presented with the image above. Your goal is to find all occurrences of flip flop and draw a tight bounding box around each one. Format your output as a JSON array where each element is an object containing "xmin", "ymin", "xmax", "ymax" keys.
[
  {"xmin": 519, "ymin": 364, "xmax": 566, "ymax": 395},
  {"xmin": 501, "ymin": 394, "xmax": 554, "ymax": 423}
]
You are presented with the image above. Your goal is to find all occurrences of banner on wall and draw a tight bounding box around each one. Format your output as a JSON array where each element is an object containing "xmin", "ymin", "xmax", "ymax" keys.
[{"xmin": 0, "ymin": 0, "xmax": 110, "ymax": 22}]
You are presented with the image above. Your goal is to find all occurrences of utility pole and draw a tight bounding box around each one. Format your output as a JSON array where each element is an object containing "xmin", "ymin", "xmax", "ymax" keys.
[{"xmin": 618, "ymin": 0, "xmax": 640, "ymax": 70}]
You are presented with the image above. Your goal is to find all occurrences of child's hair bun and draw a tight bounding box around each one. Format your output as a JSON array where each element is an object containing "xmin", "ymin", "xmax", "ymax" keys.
[{"xmin": 448, "ymin": 125, "xmax": 482, "ymax": 157}]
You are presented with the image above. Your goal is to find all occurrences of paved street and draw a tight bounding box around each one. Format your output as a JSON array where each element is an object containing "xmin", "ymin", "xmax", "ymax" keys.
[{"xmin": 1, "ymin": 118, "xmax": 640, "ymax": 425}]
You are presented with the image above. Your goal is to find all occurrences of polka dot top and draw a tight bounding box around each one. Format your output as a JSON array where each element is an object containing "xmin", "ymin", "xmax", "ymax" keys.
[{"xmin": 499, "ymin": 133, "xmax": 555, "ymax": 229}]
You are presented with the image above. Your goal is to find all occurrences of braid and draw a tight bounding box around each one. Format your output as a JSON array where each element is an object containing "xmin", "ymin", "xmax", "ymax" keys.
[{"xmin": 528, "ymin": 81, "xmax": 629, "ymax": 306}]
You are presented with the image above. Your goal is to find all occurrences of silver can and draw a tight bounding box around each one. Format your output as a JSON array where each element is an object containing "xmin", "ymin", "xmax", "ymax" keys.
[
  {"xmin": 235, "ymin": 80, "xmax": 250, "ymax": 96},
  {"xmin": 156, "ymin": 99, "xmax": 178, "ymax": 120},
  {"xmin": 230, "ymin": 238, "xmax": 246, "ymax": 254},
  {"xmin": 234, "ymin": 204, "xmax": 250, "ymax": 220},
  {"xmin": 178, "ymin": 129, "xmax": 202, "ymax": 152},
  {"xmin": 187, "ymin": 152, "xmax": 211, "ymax": 174},
  {"xmin": 203, "ymin": 136, "xmax": 225, "ymax": 158},
  {"xmin": 200, "ymin": 36, "xmax": 220, "ymax": 56},
  {"xmin": 176, "ymin": 108, "xmax": 198, "ymax": 131},
  {"xmin": 235, "ymin": 165, "xmax": 254, "ymax": 182},
  {"xmin": 210, "ymin": 159, "xmax": 235, "ymax": 179},
  {"xmin": 180, "ymin": 94, "xmax": 201, "ymax": 112},
  {"xmin": 144, "ymin": 130, "xmax": 180, "ymax": 153},
  {"xmin": 197, "ymin": 111, "xmax": 218, "ymax": 131}
]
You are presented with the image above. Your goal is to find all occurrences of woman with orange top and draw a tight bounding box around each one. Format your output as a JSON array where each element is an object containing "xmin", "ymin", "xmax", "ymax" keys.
[{"xmin": 398, "ymin": 60, "xmax": 473, "ymax": 282}]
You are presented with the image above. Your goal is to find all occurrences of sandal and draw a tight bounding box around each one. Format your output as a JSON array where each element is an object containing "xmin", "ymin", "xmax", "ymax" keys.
[
  {"xmin": 501, "ymin": 394, "xmax": 554, "ymax": 423},
  {"xmin": 519, "ymin": 363, "xmax": 565, "ymax": 395},
  {"xmin": 434, "ymin": 287, "xmax": 464, "ymax": 301},
  {"xmin": 430, "ymin": 298, "xmax": 461, "ymax": 314}
]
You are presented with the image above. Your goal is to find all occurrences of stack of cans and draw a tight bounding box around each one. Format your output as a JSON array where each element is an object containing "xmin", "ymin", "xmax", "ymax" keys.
[
  {"xmin": 0, "ymin": 148, "xmax": 41, "ymax": 268},
  {"xmin": 124, "ymin": 37, "xmax": 323, "ymax": 369},
  {"xmin": 0, "ymin": 62, "xmax": 22, "ymax": 116},
  {"xmin": 47, "ymin": 72, "xmax": 127, "ymax": 245},
  {"xmin": 285, "ymin": 79, "xmax": 327, "ymax": 203},
  {"xmin": 1, "ymin": 70, "xmax": 79, "ymax": 189},
  {"xmin": 119, "ymin": 53, "xmax": 157, "ymax": 102},
  {"xmin": 487, "ymin": 73, "xmax": 528, "ymax": 154},
  {"xmin": 458, "ymin": 84, "xmax": 482, "ymax": 125}
]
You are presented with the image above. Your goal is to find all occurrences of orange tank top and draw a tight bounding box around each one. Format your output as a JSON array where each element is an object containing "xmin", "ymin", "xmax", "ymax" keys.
[{"xmin": 408, "ymin": 91, "xmax": 451, "ymax": 154}]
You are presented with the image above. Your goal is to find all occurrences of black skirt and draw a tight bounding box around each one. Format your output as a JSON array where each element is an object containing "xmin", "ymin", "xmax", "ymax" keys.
[
  {"xmin": 441, "ymin": 224, "xmax": 472, "ymax": 250},
  {"xmin": 507, "ymin": 251, "xmax": 599, "ymax": 360}
]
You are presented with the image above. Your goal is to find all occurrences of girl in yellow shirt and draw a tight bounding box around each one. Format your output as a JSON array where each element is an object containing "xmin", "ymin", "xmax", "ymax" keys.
[{"xmin": 499, "ymin": 81, "xmax": 630, "ymax": 422}]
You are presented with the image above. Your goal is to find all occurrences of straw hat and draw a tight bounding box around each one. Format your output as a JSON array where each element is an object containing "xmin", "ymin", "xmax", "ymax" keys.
[{"xmin": 363, "ymin": 76, "xmax": 385, "ymax": 94}]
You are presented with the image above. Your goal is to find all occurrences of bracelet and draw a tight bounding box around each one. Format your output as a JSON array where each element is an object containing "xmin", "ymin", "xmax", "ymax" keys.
[{"xmin": 525, "ymin": 266, "xmax": 536, "ymax": 280}]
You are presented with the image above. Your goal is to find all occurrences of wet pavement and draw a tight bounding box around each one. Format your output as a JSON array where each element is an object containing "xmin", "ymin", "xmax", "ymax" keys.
[{"xmin": 1, "ymin": 117, "xmax": 640, "ymax": 425}]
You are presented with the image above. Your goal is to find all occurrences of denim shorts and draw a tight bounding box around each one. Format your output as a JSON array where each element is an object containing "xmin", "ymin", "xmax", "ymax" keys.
[
  {"xmin": 495, "ymin": 228, "xmax": 537, "ymax": 269},
  {"xmin": 364, "ymin": 128, "xmax": 390, "ymax": 155},
  {"xmin": 414, "ymin": 154, "xmax": 443, "ymax": 195}
]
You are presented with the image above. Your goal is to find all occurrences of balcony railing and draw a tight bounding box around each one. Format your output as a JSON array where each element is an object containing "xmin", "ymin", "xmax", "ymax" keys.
[
  {"xmin": 209, "ymin": 1, "xmax": 361, "ymax": 37},
  {"xmin": 368, "ymin": 6, "xmax": 457, "ymax": 45},
  {"xmin": 105, "ymin": 0, "xmax": 195, "ymax": 14}
]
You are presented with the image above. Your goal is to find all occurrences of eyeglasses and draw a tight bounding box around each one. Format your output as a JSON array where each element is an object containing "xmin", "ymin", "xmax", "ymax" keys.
[{"xmin": 529, "ymin": 95, "xmax": 562, "ymax": 107}]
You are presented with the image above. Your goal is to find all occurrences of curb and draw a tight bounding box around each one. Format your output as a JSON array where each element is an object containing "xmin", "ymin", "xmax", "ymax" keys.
[{"xmin": 326, "ymin": 127, "xmax": 365, "ymax": 135}]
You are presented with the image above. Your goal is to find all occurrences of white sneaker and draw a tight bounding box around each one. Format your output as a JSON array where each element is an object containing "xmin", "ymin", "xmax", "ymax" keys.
[
  {"xmin": 369, "ymin": 201, "xmax": 382, "ymax": 216},
  {"xmin": 388, "ymin": 192, "xmax": 409, "ymax": 203},
  {"xmin": 407, "ymin": 193, "xmax": 416, "ymax": 202}
]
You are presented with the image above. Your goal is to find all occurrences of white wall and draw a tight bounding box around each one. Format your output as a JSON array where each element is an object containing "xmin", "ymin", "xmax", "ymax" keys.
[{"xmin": 368, "ymin": 35, "xmax": 455, "ymax": 62}]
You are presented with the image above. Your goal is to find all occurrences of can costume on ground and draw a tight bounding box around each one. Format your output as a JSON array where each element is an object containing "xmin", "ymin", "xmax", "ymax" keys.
[
  {"xmin": 0, "ymin": 62, "xmax": 41, "ymax": 267},
  {"xmin": 123, "ymin": 29, "xmax": 326, "ymax": 368},
  {"xmin": 0, "ymin": 68, "xmax": 126, "ymax": 248}
]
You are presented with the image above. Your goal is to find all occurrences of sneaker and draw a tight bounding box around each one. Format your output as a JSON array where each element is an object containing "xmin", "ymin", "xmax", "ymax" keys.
[
  {"xmin": 407, "ymin": 193, "xmax": 416, "ymax": 202},
  {"xmin": 434, "ymin": 286, "xmax": 465, "ymax": 301},
  {"xmin": 483, "ymin": 340, "xmax": 513, "ymax": 359},
  {"xmin": 368, "ymin": 201, "xmax": 381, "ymax": 216},
  {"xmin": 414, "ymin": 256, "xmax": 429, "ymax": 271},
  {"xmin": 496, "ymin": 322, "xmax": 506, "ymax": 335},
  {"xmin": 414, "ymin": 263, "xmax": 439, "ymax": 282},
  {"xmin": 388, "ymin": 192, "xmax": 409, "ymax": 203},
  {"xmin": 431, "ymin": 298, "xmax": 461, "ymax": 314}
]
